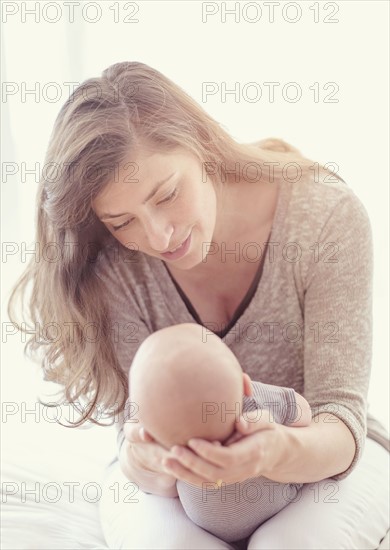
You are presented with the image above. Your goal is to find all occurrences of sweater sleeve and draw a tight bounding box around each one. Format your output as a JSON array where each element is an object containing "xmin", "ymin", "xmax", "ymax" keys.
[
  {"xmin": 94, "ymin": 245, "xmax": 151, "ymax": 458},
  {"xmin": 303, "ymin": 190, "xmax": 374, "ymax": 481}
]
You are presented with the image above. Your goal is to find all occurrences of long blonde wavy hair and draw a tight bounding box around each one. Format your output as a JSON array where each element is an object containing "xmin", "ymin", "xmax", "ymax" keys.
[{"xmin": 7, "ymin": 61, "xmax": 343, "ymax": 427}]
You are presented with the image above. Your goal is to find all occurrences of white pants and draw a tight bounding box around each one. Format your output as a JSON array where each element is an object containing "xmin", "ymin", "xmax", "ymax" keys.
[{"xmin": 98, "ymin": 437, "xmax": 389, "ymax": 550}]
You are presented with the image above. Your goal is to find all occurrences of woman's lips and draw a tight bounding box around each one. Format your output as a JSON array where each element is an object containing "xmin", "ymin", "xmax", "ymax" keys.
[{"xmin": 161, "ymin": 231, "xmax": 192, "ymax": 260}]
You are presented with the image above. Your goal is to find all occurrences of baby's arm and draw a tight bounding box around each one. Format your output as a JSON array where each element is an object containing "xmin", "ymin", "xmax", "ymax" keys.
[{"xmin": 222, "ymin": 386, "xmax": 312, "ymax": 446}]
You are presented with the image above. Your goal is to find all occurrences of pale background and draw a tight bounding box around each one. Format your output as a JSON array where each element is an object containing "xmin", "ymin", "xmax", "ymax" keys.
[{"xmin": 1, "ymin": 0, "xmax": 389, "ymax": 480}]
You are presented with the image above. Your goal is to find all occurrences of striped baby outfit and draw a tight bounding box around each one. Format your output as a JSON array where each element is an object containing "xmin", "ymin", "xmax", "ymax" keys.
[{"xmin": 176, "ymin": 381, "xmax": 303, "ymax": 543}]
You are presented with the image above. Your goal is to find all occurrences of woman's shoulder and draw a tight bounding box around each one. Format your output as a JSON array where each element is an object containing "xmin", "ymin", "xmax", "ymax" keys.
[
  {"xmin": 289, "ymin": 172, "xmax": 358, "ymax": 208},
  {"xmin": 284, "ymin": 173, "xmax": 371, "ymax": 239}
]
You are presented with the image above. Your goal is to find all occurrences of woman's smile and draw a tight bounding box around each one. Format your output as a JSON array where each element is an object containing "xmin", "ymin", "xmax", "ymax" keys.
[{"xmin": 160, "ymin": 230, "xmax": 192, "ymax": 260}]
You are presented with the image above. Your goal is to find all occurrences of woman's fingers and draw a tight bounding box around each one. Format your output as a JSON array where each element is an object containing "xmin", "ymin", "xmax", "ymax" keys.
[
  {"xmin": 223, "ymin": 431, "xmax": 245, "ymax": 446},
  {"xmin": 186, "ymin": 423, "xmax": 272, "ymax": 468},
  {"xmin": 123, "ymin": 422, "xmax": 141, "ymax": 442},
  {"xmin": 140, "ymin": 427, "xmax": 155, "ymax": 442},
  {"xmin": 123, "ymin": 422, "xmax": 155, "ymax": 443}
]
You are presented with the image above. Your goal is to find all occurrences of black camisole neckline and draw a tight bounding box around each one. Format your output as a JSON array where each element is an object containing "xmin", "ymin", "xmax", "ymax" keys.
[{"xmin": 162, "ymin": 235, "xmax": 270, "ymax": 339}]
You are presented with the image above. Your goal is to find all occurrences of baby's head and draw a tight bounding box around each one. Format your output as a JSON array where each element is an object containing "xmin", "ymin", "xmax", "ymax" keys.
[{"xmin": 129, "ymin": 323, "xmax": 252, "ymax": 449}]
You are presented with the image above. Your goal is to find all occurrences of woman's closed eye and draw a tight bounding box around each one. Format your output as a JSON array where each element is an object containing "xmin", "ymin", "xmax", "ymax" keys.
[
  {"xmin": 112, "ymin": 187, "xmax": 179, "ymax": 232},
  {"xmin": 112, "ymin": 219, "xmax": 132, "ymax": 231}
]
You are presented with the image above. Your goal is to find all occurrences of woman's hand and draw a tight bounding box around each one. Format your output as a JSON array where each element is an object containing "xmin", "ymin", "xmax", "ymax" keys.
[
  {"xmin": 161, "ymin": 410, "xmax": 291, "ymax": 487},
  {"xmin": 121, "ymin": 422, "xmax": 179, "ymax": 496}
]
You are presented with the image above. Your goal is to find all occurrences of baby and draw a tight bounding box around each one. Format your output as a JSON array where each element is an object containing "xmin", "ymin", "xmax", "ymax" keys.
[{"xmin": 129, "ymin": 323, "xmax": 312, "ymax": 543}]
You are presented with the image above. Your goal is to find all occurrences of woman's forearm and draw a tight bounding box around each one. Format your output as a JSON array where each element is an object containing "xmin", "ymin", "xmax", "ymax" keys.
[
  {"xmin": 268, "ymin": 413, "xmax": 356, "ymax": 483},
  {"xmin": 119, "ymin": 440, "xmax": 179, "ymax": 498}
]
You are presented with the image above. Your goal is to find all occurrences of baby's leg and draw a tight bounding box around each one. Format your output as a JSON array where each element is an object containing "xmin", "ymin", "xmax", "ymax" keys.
[{"xmin": 177, "ymin": 476, "xmax": 303, "ymax": 543}]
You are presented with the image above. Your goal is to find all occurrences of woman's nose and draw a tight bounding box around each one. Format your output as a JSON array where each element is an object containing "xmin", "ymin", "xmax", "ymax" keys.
[{"xmin": 143, "ymin": 216, "xmax": 174, "ymax": 252}]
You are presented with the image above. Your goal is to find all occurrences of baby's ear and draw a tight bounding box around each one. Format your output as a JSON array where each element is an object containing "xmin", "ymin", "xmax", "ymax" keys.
[{"xmin": 243, "ymin": 373, "xmax": 253, "ymax": 396}]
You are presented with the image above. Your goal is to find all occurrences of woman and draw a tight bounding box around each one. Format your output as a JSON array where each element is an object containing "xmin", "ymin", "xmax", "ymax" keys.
[{"xmin": 8, "ymin": 61, "xmax": 389, "ymax": 549}]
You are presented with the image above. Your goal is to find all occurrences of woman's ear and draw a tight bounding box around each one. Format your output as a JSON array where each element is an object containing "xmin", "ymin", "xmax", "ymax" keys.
[{"xmin": 243, "ymin": 373, "xmax": 253, "ymax": 396}]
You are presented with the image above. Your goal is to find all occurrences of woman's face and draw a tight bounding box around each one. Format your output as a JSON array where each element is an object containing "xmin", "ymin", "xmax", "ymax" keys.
[{"xmin": 92, "ymin": 145, "xmax": 218, "ymax": 270}]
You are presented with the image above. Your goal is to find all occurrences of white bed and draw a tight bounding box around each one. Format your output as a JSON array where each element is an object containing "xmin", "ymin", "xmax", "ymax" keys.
[
  {"xmin": 1, "ymin": 337, "xmax": 114, "ymax": 549},
  {"xmin": 2, "ymin": 418, "xmax": 389, "ymax": 550},
  {"xmin": 1, "ymin": 413, "xmax": 114, "ymax": 549}
]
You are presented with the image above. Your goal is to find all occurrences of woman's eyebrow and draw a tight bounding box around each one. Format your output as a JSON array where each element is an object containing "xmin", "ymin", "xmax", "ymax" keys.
[{"xmin": 99, "ymin": 172, "xmax": 176, "ymax": 220}]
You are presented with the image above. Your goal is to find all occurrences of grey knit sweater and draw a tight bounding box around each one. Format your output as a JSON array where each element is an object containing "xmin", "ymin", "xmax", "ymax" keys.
[{"xmin": 95, "ymin": 173, "xmax": 389, "ymax": 482}]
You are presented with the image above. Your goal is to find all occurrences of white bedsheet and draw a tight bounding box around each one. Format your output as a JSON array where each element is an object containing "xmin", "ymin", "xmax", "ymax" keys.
[
  {"xmin": 1, "ymin": 403, "xmax": 115, "ymax": 549},
  {"xmin": 1, "ymin": 332, "xmax": 120, "ymax": 549}
]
